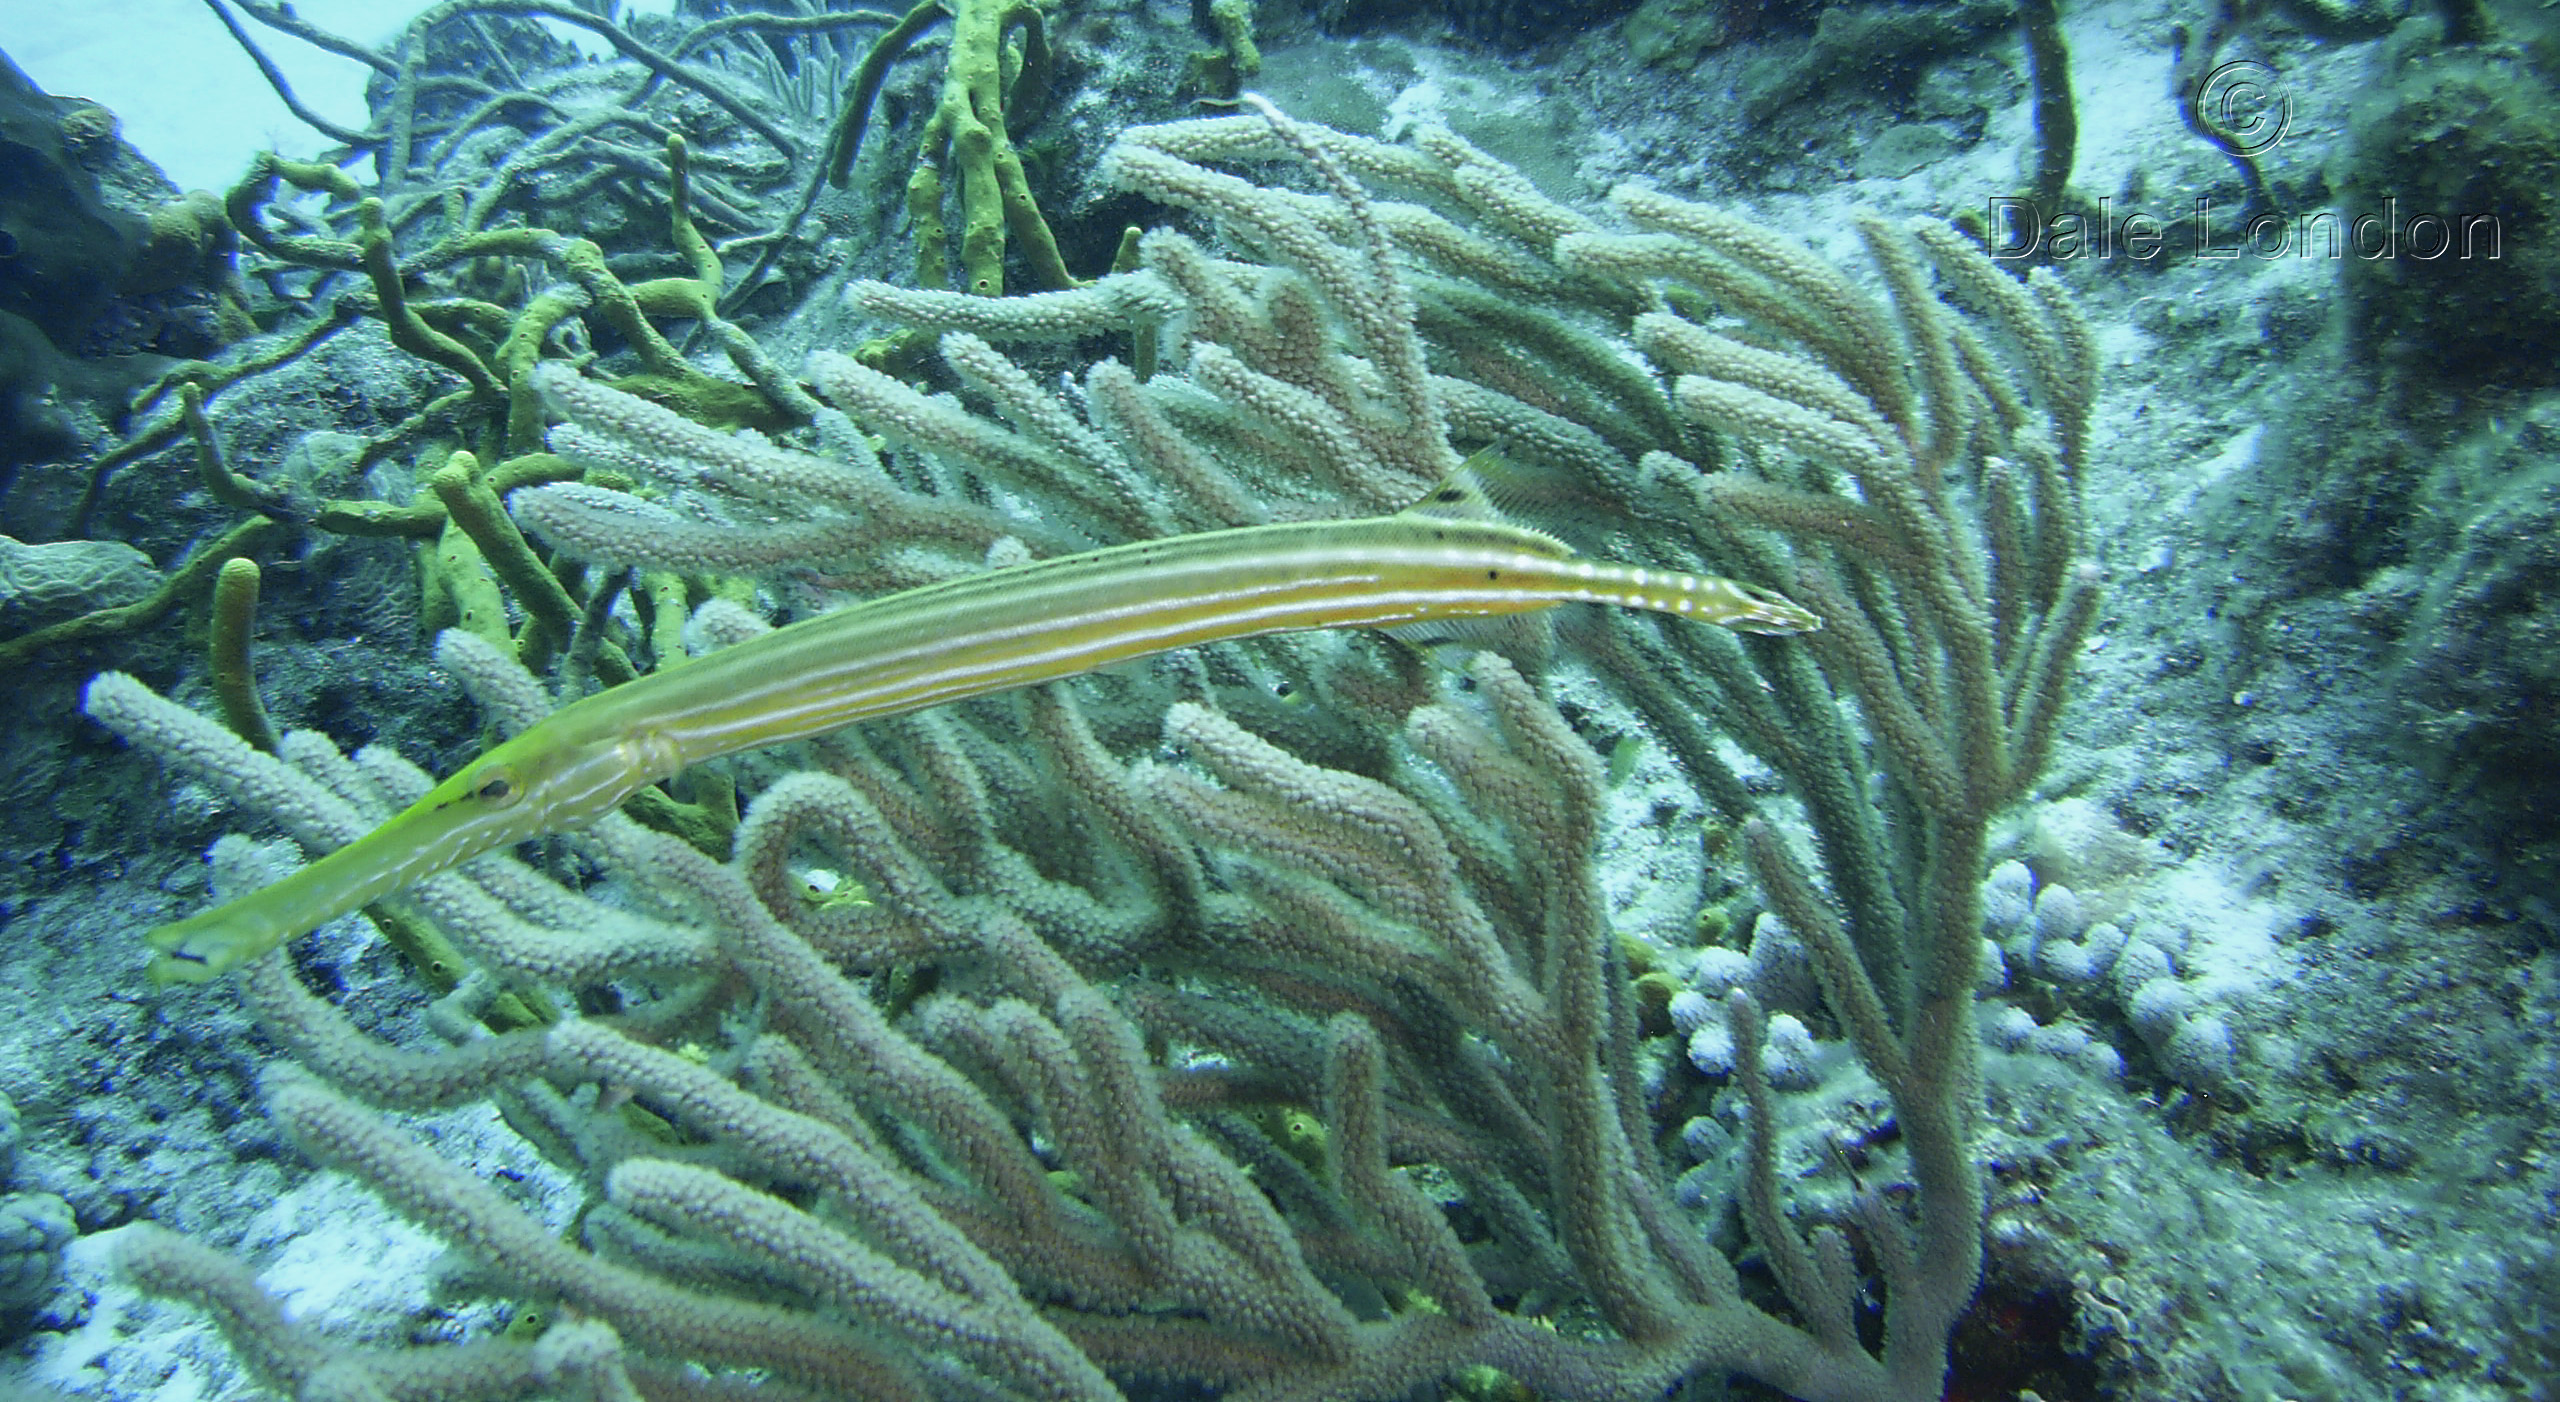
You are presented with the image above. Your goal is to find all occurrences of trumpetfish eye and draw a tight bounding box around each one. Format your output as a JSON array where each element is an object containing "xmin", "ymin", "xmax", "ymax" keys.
[{"xmin": 474, "ymin": 772, "xmax": 521, "ymax": 805}]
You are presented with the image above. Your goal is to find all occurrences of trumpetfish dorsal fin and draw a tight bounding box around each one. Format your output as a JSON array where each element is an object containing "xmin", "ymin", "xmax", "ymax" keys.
[
  {"xmin": 1394, "ymin": 445, "xmax": 1569, "ymax": 537},
  {"xmin": 1378, "ymin": 446, "xmax": 1568, "ymax": 666}
]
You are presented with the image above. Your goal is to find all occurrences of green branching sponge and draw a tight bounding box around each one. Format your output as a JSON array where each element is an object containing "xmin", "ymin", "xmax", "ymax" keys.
[
  {"xmin": 428, "ymin": 451, "xmax": 636, "ymax": 684},
  {"xmin": 208, "ymin": 557, "xmax": 281, "ymax": 754}
]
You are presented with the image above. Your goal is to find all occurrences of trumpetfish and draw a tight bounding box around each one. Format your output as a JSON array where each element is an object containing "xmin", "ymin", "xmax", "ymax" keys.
[{"xmin": 121, "ymin": 454, "xmax": 1816, "ymax": 984}]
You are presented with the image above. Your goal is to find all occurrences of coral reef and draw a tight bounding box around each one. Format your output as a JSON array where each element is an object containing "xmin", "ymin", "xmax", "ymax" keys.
[
  {"xmin": 2333, "ymin": 19, "xmax": 2560, "ymax": 385},
  {"xmin": 1317, "ymin": 0, "xmax": 1641, "ymax": 48},
  {"xmin": 80, "ymin": 90, "xmax": 2094, "ymax": 1401},
  {"xmin": 6, "ymin": 2, "xmax": 2556, "ymax": 1399},
  {"xmin": 0, "ymin": 52, "xmax": 245, "ymax": 467}
]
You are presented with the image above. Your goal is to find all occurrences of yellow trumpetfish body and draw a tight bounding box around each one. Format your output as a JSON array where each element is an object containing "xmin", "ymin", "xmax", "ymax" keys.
[{"xmin": 139, "ymin": 477, "xmax": 1816, "ymax": 984}]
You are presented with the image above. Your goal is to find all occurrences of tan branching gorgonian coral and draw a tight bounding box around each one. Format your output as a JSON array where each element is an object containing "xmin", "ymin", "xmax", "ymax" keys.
[{"xmin": 97, "ymin": 98, "xmax": 2093, "ymax": 1402}]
